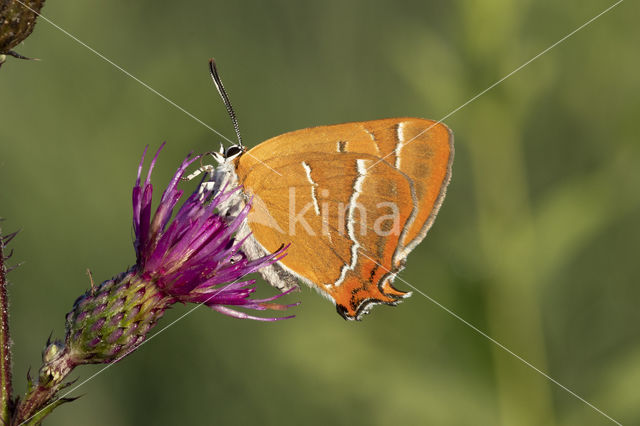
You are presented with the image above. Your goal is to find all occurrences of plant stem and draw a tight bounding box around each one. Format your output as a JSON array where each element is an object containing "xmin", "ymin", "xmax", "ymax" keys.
[
  {"xmin": 0, "ymin": 228, "xmax": 13, "ymax": 424},
  {"xmin": 12, "ymin": 346, "xmax": 77, "ymax": 425}
]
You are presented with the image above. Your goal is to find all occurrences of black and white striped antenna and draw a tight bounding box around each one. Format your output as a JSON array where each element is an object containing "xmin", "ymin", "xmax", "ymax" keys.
[{"xmin": 209, "ymin": 58, "xmax": 243, "ymax": 148}]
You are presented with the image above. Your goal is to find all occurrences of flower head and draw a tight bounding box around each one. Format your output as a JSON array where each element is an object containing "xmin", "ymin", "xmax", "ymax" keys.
[
  {"xmin": 21, "ymin": 145, "xmax": 297, "ymax": 425},
  {"xmin": 131, "ymin": 143, "xmax": 294, "ymax": 319},
  {"xmin": 53, "ymin": 144, "xmax": 296, "ymax": 370}
]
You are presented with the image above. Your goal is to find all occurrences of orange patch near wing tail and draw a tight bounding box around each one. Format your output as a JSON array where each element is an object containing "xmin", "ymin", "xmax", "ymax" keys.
[{"xmin": 330, "ymin": 256, "xmax": 409, "ymax": 320}]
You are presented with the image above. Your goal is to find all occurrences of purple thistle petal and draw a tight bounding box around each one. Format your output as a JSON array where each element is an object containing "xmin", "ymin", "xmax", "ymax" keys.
[
  {"xmin": 145, "ymin": 143, "xmax": 165, "ymax": 185},
  {"xmin": 136, "ymin": 145, "xmax": 149, "ymax": 188},
  {"xmin": 247, "ymin": 286, "xmax": 300, "ymax": 304},
  {"xmin": 149, "ymin": 189, "xmax": 183, "ymax": 238},
  {"xmin": 132, "ymin": 145, "xmax": 150, "ymax": 258},
  {"xmin": 131, "ymin": 145, "xmax": 297, "ymax": 321},
  {"xmin": 136, "ymin": 184, "xmax": 154, "ymax": 263},
  {"xmin": 145, "ymin": 220, "xmax": 180, "ymax": 274},
  {"xmin": 132, "ymin": 147, "xmax": 147, "ymax": 232},
  {"xmin": 209, "ymin": 305, "xmax": 296, "ymax": 322}
]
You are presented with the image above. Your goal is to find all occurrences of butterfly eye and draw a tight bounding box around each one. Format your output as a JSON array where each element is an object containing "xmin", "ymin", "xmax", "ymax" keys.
[{"xmin": 225, "ymin": 145, "xmax": 244, "ymax": 158}]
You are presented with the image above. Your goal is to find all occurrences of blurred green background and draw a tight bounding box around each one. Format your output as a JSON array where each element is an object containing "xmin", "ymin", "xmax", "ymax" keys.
[{"xmin": 1, "ymin": 0, "xmax": 638, "ymax": 424}]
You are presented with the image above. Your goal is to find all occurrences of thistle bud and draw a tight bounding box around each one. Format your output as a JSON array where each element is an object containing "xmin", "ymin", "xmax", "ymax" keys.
[{"xmin": 63, "ymin": 271, "xmax": 168, "ymax": 364}]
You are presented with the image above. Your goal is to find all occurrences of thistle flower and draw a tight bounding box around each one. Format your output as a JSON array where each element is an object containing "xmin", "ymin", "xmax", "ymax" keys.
[
  {"xmin": 130, "ymin": 143, "xmax": 295, "ymax": 321},
  {"xmin": 41, "ymin": 144, "xmax": 295, "ymax": 379},
  {"xmin": 13, "ymin": 145, "xmax": 296, "ymax": 423}
]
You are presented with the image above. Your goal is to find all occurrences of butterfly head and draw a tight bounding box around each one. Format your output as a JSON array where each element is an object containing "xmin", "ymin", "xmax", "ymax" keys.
[
  {"xmin": 224, "ymin": 144, "xmax": 246, "ymax": 160},
  {"xmin": 209, "ymin": 143, "xmax": 246, "ymax": 165}
]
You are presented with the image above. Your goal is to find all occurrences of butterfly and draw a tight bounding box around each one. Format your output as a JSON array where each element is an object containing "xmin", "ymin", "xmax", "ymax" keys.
[{"xmin": 197, "ymin": 59, "xmax": 453, "ymax": 320}]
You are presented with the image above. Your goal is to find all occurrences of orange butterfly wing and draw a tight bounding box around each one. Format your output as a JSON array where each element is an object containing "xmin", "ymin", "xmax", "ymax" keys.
[{"xmin": 235, "ymin": 118, "xmax": 453, "ymax": 319}]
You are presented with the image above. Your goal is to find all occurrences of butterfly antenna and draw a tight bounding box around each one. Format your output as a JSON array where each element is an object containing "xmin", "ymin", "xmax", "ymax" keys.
[{"xmin": 209, "ymin": 58, "xmax": 243, "ymax": 148}]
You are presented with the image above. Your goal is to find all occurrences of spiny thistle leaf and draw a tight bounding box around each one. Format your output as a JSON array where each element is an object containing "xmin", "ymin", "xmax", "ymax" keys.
[{"xmin": 21, "ymin": 396, "xmax": 79, "ymax": 426}]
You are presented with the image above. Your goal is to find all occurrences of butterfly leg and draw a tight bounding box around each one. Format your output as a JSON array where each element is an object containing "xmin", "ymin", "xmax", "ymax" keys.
[
  {"xmin": 183, "ymin": 149, "xmax": 225, "ymax": 185},
  {"xmin": 183, "ymin": 164, "xmax": 215, "ymax": 181},
  {"xmin": 180, "ymin": 162, "xmax": 217, "ymax": 194},
  {"xmin": 199, "ymin": 180, "xmax": 217, "ymax": 194}
]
